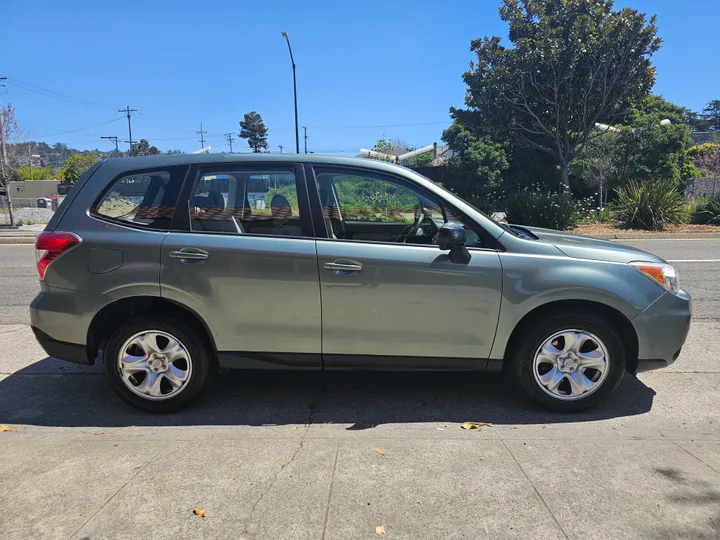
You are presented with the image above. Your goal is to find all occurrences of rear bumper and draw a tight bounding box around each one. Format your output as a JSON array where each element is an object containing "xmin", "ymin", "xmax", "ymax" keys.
[
  {"xmin": 631, "ymin": 289, "xmax": 691, "ymax": 373},
  {"xmin": 31, "ymin": 326, "xmax": 92, "ymax": 365},
  {"xmin": 30, "ymin": 285, "xmax": 110, "ymax": 364}
]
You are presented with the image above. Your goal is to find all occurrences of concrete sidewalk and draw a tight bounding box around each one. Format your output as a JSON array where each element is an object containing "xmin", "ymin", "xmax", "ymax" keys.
[{"xmin": 1, "ymin": 323, "xmax": 719, "ymax": 540}]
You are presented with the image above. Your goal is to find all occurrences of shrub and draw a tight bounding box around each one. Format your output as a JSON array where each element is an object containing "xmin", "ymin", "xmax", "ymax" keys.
[
  {"xmin": 504, "ymin": 188, "xmax": 578, "ymax": 230},
  {"xmin": 577, "ymin": 204, "xmax": 617, "ymax": 224},
  {"xmin": 613, "ymin": 179, "xmax": 689, "ymax": 230},
  {"xmin": 690, "ymin": 196, "xmax": 720, "ymax": 225}
]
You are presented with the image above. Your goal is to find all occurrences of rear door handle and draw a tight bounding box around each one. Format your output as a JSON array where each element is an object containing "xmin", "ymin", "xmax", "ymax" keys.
[
  {"xmin": 169, "ymin": 248, "xmax": 209, "ymax": 261},
  {"xmin": 323, "ymin": 260, "xmax": 362, "ymax": 274}
]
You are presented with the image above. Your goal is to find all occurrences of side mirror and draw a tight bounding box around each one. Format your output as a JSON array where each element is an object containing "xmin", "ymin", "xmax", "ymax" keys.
[
  {"xmin": 438, "ymin": 222, "xmax": 471, "ymax": 264},
  {"xmin": 438, "ymin": 222, "xmax": 466, "ymax": 250}
]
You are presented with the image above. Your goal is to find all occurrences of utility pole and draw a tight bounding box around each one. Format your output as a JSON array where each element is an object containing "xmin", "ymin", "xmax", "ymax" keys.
[
  {"xmin": 0, "ymin": 75, "xmax": 15, "ymax": 227},
  {"xmin": 118, "ymin": 106, "xmax": 137, "ymax": 156},
  {"xmin": 224, "ymin": 132, "xmax": 234, "ymax": 152},
  {"xmin": 303, "ymin": 126, "xmax": 308, "ymax": 154},
  {"xmin": 278, "ymin": 145, "xmax": 284, "ymax": 153},
  {"xmin": 101, "ymin": 136, "xmax": 119, "ymax": 157},
  {"xmin": 197, "ymin": 123, "xmax": 207, "ymax": 149}
]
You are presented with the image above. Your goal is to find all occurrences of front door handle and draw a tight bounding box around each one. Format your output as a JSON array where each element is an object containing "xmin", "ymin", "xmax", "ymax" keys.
[
  {"xmin": 324, "ymin": 260, "xmax": 363, "ymax": 274},
  {"xmin": 169, "ymin": 248, "xmax": 209, "ymax": 261}
]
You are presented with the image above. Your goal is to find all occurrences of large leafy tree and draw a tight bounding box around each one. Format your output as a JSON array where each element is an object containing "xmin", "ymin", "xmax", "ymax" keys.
[
  {"xmin": 131, "ymin": 139, "xmax": 161, "ymax": 156},
  {"xmin": 442, "ymin": 122, "xmax": 508, "ymax": 190},
  {"xmin": 61, "ymin": 152, "xmax": 99, "ymax": 184},
  {"xmin": 239, "ymin": 111, "xmax": 269, "ymax": 153},
  {"xmin": 453, "ymin": 0, "xmax": 662, "ymax": 188}
]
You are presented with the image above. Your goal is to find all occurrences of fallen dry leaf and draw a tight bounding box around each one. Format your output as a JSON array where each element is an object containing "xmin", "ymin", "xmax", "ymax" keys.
[
  {"xmin": 372, "ymin": 448, "xmax": 385, "ymax": 456},
  {"xmin": 375, "ymin": 525, "xmax": 386, "ymax": 535},
  {"xmin": 193, "ymin": 506, "xmax": 207, "ymax": 519},
  {"xmin": 460, "ymin": 422, "xmax": 491, "ymax": 430},
  {"xmin": 0, "ymin": 424, "xmax": 17, "ymax": 432},
  {"xmin": 94, "ymin": 432, "xmax": 104, "ymax": 435}
]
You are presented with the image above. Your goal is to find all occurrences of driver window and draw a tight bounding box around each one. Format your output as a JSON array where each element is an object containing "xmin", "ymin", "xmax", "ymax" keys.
[{"xmin": 315, "ymin": 168, "xmax": 443, "ymax": 244}]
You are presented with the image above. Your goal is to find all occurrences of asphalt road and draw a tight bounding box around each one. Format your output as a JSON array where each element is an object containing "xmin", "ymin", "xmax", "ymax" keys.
[{"xmin": 1, "ymin": 240, "xmax": 719, "ymax": 540}]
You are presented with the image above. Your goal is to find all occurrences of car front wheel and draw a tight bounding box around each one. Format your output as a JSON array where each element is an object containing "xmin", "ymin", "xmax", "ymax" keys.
[
  {"xmin": 103, "ymin": 316, "xmax": 213, "ymax": 412},
  {"xmin": 510, "ymin": 312, "xmax": 627, "ymax": 412}
]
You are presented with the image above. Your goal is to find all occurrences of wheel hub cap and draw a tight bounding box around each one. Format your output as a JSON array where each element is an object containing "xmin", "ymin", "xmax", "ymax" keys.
[
  {"xmin": 117, "ymin": 330, "xmax": 192, "ymax": 401},
  {"xmin": 532, "ymin": 329, "xmax": 610, "ymax": 401}
]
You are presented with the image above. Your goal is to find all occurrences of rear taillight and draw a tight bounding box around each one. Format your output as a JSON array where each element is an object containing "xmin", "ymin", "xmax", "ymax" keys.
[{"xmin": 35, "ymin": 232, "xmax": 82, "ymax": 280}]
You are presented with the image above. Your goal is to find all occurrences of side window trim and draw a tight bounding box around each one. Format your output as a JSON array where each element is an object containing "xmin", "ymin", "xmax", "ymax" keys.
[
  {"xmin": 89, "ymin": 165, "xmax": 189, "ymax": 231},
  {"xmin": 173, "ymin": 162, "xmax": 315, "ymax": 239},
  {"xmin": 307, "ymin": 163, "xmax": 502, "ymax": 251},
  {"xmin": 309, "ymin": 164, "xmax": 446, "ymax": 240}
]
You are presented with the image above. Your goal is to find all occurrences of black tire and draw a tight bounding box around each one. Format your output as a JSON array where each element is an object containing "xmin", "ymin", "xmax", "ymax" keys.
[
  {"xmin": 103, "ymin": 315, "xmax": 214, "ymax": 413},
  {"xmin": 508, "ymin": 311, "xmax": 626, "ymax": 412}
]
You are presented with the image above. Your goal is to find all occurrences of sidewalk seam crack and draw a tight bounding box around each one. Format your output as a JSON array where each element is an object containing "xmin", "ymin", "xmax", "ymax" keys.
[
  {"xmin": 498, "ymin": 437, "xmax": 570, "ymax": 540},
  {"xmin": 321, "ymin": 441, "xmax": 340, "ymax": 540},
  {"xmin": 66, "ymin": 441, "xmax": 169, "ymax": 540},
  {"xmin": 669, "ymin": 439, "xmax": 720, "ymax": 476}
]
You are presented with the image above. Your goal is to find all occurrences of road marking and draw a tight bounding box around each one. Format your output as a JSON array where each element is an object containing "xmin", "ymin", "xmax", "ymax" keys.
[
  {"xmin": 626, "ymin": 237, "xmax": 720, "ymax": 241},
  {"xmin": 667, "ymin": 259, "xmax": 720, "ymax": 263}
]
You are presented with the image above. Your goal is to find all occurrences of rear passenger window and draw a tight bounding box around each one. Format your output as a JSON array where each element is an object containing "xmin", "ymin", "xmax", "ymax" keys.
[
  {"xmin": 189, "ymin": 168, "xmax": 307, "ymax": 237},
  {"xmin": 91, "ymin": 166, "xmax": 185, "ymax": 230}
]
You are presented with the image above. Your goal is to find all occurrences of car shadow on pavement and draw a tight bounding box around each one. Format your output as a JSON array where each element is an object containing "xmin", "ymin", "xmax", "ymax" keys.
[{"xmin": 0, "ymin": 357, "xmax": 655, "ymax": 428}]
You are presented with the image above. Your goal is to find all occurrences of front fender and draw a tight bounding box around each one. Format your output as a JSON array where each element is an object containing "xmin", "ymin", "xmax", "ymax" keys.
[{"xmin": 489, "ymin": 252, "xmax": 665, "ymax": 359}]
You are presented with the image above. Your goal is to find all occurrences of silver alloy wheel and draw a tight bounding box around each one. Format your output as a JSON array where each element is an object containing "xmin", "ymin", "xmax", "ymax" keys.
[
  {"xmin": 117, "ymin": 330, "xmax": 192, "ymax": 401},
  {"xmin": 532, "ymin": 329, "xmax": 609, "ymax": 401}
]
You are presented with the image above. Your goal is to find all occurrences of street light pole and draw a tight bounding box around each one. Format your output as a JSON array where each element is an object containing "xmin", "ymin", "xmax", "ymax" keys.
[{"xmin": 281, "ymin": 32, "xmax": 300, "ymax": 154}]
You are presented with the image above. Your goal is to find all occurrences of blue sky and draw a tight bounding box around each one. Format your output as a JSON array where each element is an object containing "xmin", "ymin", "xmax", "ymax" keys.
[{"xmin": 3, "ymin": 0, "xmax": 718, "ymax": 156}]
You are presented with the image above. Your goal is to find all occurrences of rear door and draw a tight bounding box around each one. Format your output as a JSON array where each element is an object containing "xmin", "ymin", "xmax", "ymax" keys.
[
  {"xmin": 160, "ymin": 162, "xmax": 322, "ymax": 369},
  {"xmin": 310, "ymin": 165, "xmax": 503, "ymax": 369}
]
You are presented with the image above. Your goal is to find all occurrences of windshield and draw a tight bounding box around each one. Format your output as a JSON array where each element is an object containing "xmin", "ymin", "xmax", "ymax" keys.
[{"xmin": 405, "ymin": 167, "xmax": 520, "ymax": 237}]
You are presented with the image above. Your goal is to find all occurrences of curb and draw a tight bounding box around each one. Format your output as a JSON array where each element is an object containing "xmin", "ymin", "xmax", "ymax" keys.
[
  {"xmin": 583, "ymin": 233, "xmax": 720, "ymax": 240},
  {"xmin": 0, "ymin": 236, "xmax": 37, "ymax": 244}
]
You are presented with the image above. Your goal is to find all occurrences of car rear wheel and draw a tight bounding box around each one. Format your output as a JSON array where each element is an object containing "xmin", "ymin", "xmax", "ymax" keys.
[
  {"xmin": 103, "ymin": 315, "xmax": 213, "ymax": 412},
  {"xmin": 509, "ymin": 312, "xmax": 626, "ymax": 412}
]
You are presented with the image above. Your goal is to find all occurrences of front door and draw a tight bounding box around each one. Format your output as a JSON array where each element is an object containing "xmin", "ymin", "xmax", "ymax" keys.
[
  {"xmin": 161, "ymin": 162, "xmax": 322, "ymax": 369},
  {"xmin": 311, "ymin": 166, "xmax": 503, "ymax": 369}
]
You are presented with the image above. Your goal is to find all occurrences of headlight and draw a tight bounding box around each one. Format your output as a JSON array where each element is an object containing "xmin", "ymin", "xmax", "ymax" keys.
[{"xmin": 630, "ymin": 261, "xmax": 679, "ymax": 293}]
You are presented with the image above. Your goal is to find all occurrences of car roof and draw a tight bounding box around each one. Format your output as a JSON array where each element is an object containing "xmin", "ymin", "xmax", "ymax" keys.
[{"xmin": 101, "ymin": 153, "xmax": 414, "ymax": 175}]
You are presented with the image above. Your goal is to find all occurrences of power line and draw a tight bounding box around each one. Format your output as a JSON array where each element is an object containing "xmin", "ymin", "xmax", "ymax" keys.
[
  {"xmin": 307, "ymin": 121, "xmax": 451, "ymax": 130},
  {"xmin": 32, "ymin": 117, "xmax": 122, "ymax": 137},
  {"xmin": 197, "ymin": 123, "xmax": 207, "ymax": 148},
  {"xmin": 6, "ymin": 78, "xmax": 115, "ymax": 110}
]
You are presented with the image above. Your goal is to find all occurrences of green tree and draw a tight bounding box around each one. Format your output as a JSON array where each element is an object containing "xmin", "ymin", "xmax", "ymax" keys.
[
  {"xmin": 368, "ymin": 138, "xmax": 395, "ymax": 161},
  {"xmin": 453, "ymin": 0, "xmax": 661, "ymax": 188},
  {"xmin": 442, "ymin": 122, "xmax": 508, "ymax": 191},
  {"xmin": 15, "ymin": 165, "xmax": 54, "ymax": 180},
  {"xmin": 61, "ymin": 152, "xmax": 98, "ymax": 184},
  {"xmin": 132, "ymin": 139, "xmax": 161, "ymax": 156},
  {"xmin": 239, "ymin": 111, "xmax": 269, "ymax": 153},
  {"xmin": 702, "ymin": 100, "xmax": 720, "ymax": 131},
  {"xmin": 611, "ymin": 120, "xmax": 690, "ymax": 185}
]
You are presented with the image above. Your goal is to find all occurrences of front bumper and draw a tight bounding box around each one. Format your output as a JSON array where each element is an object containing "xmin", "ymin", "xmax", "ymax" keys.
[{"xmin": 631, "ymin": 289, "xmax": 692, "ymax": 373}]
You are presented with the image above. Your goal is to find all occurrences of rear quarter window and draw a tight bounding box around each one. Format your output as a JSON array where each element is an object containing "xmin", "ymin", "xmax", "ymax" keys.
[{"xmin": 90, "ymin": 166, "xmax": 186, "ymax": 230}]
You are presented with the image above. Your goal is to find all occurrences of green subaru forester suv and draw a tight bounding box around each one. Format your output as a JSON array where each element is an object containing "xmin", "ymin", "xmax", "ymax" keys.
[{"xmin": 30, "ymin": 154, "xmax": 691, "ymax": 412}]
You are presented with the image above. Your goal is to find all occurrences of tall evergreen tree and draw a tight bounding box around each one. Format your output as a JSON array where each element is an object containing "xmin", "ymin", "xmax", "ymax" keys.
[{"xmin": 239, "ymin": 112, "xmax": 269, "ymax": 153}]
